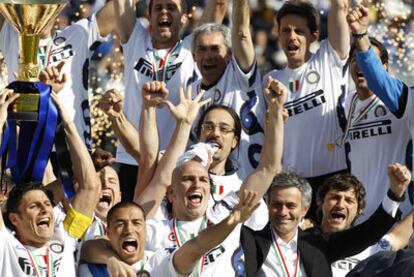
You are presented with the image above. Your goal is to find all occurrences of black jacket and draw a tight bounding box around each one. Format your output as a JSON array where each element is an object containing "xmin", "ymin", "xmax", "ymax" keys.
[{"xmin": 241, "ymin": 205, "xmax": 399, "ymax": 277}]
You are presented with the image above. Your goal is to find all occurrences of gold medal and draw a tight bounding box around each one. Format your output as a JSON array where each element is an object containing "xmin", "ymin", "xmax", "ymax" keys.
[{"xmin": 326, "ymin": 142, "xmax": 335, "ymax": 152}]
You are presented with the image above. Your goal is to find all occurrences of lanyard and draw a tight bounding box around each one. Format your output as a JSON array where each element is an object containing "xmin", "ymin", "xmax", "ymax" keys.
[
  {"xmin": 341, "ymin": 93, "xmax": 380, "ymax": 144},
  {"xmin": 38, "ymin": 36, "xmax": 54, "ymax": 71},
  {"xmin": 97, "ymin": 219, "xmax": 107, "ymax": 236},
  {"xmin": 151, "ymin": 41, "xmax": 181, "ymax": 81},
  {"xmin": 26, "ymin": 247, "xmax": 54, "ymax": 277},
  {"xmin": 270, "ymin": 228, "xmax": 300, "ymax": 277},
  {"xmin": 172, "ymin": 216, "xmax": 208, "ymax": 277},
  {"xmin": 136, "ymin": 259, "xmax": 145, "ymax": 276}
]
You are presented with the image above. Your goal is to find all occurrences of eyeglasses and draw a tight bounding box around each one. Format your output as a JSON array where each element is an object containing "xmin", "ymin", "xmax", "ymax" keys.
[{"xmin": 201, "ymin": 123, "xmax": 235, "ymax": 134}]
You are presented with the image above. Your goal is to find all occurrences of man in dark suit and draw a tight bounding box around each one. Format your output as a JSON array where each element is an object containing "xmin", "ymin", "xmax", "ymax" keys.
[{"xmin": 241, "ymin": 164, "xmax": 410, "ymax": 277}]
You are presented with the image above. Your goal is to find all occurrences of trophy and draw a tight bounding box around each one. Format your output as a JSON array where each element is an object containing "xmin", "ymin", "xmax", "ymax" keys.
[{"xmin": 0, "ymin": 0, "xmax": 67, "ymax": 184}]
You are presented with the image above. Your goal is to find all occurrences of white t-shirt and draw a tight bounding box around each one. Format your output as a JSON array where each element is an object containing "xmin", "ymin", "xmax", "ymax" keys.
[
  {"xmin": 191, "ymin": 57, "xmax": 266, "ymax": 179},
  {"xmin": 0, "ymin": 207, "xmax": 78, "ymax": 277},
  {"xmin": 0, "ymin": 15, "xmax": 105, "ymax": 149},
  {"xmin": 146, "ymin": 191, "xmax": 246, "ymax": 277},
  {"xmin": 344, "ymin": 92, "xmax": 413, "ymax": 223},
  {"xmin": 264, "ymin": 40, "xmax": 348, "ymax": 177},
  {"xmin": 117, "ymin": 19, "xmax": 198, "ymax": 165},
  {"xmin": 209, "ymin": 171, "xmax": 268, "ymax": 230},
  {"xmin": 331, "ymin": 234, "xmax": 393, "ymax": 277}
]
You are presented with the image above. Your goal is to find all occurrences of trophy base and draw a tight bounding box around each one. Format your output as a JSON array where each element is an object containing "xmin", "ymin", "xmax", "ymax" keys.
[
  {"xmin": 8, "ymin": 111, "xmax": 38, "ymax": 121},
  {"xmin": 7, "ymin": 81, "xmax": 42, "ymax": 121}
]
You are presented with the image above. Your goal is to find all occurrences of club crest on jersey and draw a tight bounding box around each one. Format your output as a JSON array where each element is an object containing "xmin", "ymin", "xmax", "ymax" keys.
[
  {"xmin": 374, "ymin": 105, "xmax": 387, "ymax": 117},
  {"xmin": 53, "ymin": 36, "xmax": 66, "ymax": 46},
  {"xmin": 168, "ymin": 232, "xmax": 176, "ymax": 242},
  {"xmin": 50, "ymin": 242, "xmax": 64, "ymax": 254},
  {"xmin": 306, "ymin": 70, "xmax": 320, "ymax": 84}
]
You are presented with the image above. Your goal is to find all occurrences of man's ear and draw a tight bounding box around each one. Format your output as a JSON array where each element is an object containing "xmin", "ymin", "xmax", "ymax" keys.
[
  {"xmin": 310, "ymin": 31, "xmax": 320, "ymax": 43},
  {"xmin": 180, "ymin": 13, "xmax": 188, "ymax": 26},
  {"xmin": 8, "ymin": 212, "xmax": 19, "ymax": 227}
]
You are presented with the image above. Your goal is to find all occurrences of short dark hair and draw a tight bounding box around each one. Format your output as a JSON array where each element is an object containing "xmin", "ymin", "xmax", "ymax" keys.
[
  {"xmin": 266, "ymin": 171, "xmax": 312, "ymax": 208},
  {"xmin": 277, "ymin": 0, "xmax": 320, "ymax": 34},
  {"xmin": 316, "ymin": 173, "xmax": 366, "ymax": 224},
  {"xmin": 349, "ymin": 37, "xmax": 389, "ymax": 65},
  {"xmin": 148, "ymin": 0, "xmax": 188, "ymax": 15},
  {"xmin": 106, "ymin": 202, "xmax": 147, "ymax": 228},
  {"xmin": 5, "ymin": 182, "xmax": 54, "ymax": 230},
  {"xmin": 195, "ymin": 104, "xmax": 242, "ymax": 149}
]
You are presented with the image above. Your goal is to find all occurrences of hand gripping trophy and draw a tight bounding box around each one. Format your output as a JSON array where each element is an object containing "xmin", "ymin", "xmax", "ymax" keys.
[{"xmin": 0, "ymin": 0, "xmax": 66, "ymax": 185}]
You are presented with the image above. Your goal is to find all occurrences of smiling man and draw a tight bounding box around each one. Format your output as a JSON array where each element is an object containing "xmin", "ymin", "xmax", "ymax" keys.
[
  {"xmin": 263, "ymin": 0, "xmax": 351, "ymax": 220},
  {"xmin": 190, "ymin": 0, "xmax": 266, "ymax": 179},
  {"xmin": 0, "ymin": 86, "xmax": 99, "ymax": 276},
  {"xmin": 241, "ymin": 163, "xmax": 411, "ymax": 277},
  {"xmin": 112, "ymin": 0, "xmax": 227, "ymax": 201}
]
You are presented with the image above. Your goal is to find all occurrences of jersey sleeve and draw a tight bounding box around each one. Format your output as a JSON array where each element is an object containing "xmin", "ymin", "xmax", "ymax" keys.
[
  {"xmin": 232, "ymin": 56, "xmax": 261, "ymax": 91},
  {"xmin": 122, "ymin": 19, "xmax": 147, "ymax": 56},
  {"xmin": 323, "ymin": 39, "xmax": 348, "ymax": 68},
  {"xmin": 72, "ymin": 13, "xmax": 107, "ymax": 48},
  {"xmin": 356, "ymin": 47, "xmax": 408, "ymax": 117}
]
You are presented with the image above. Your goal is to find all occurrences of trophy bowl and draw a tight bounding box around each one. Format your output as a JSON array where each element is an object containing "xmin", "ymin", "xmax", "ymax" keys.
[{"xmin": 0, "ymin": 0, "xmax": 67, "ymax": 120}]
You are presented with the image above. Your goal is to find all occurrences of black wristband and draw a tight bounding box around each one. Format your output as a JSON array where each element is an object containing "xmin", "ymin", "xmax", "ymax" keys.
[
  {"xmin": 387, "ymin": 189, "xmax": 406, "ymax": 202},
  {"xmin": 352, "ymin": 32, "xmax": 367, "ymax": 40}
]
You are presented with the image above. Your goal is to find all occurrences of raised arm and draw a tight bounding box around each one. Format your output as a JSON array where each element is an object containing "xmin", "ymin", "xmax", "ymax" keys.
[
  {"xmin": 328, "ymin": 0, "xmax": 350, "ymax": 59},
  {"xmin": 0, "ymin": 88, "xmax": 19, "ymax": 230},
  {"xmin": 231, "ymin": 0, "xmax": 254, "ymax": 71},
  {"xmin": 387, "ymin": 210, "xmax": 414, "ymax": 250},
  {"xmin": 135, "ymin": 86, "xmax": 210, "ymax": 218},
  {"xmin": 42, "ymin": 65, "xmax": 100, "ymax": 218},
  {"xmin": 96, "ymin": 1, "xmax": 116, "ymax": 37},
  {"xmin": 113, "ymin": 0, "xmax": 137, "ymax": 43},
  {"xmin": 199, "ymin": 0, "xmax": 228, "ymax": 25},
  {"xmin": 348, "ymin": 5, "xmax": 405, "ymax": 113},
  {"xmin": 173, "ymin": 190, "xmax": 259, "ymax": 275},
  {"xmin": 134, "ymin": 81, "xmax": 165, "ymax": 199},
  {"xmin": 239, "ymin": 77, "xmax": 285, "ymax": 199},
  {"xmin": 99, "ymin": 89, "xmax": 140, "ymax": 162}
]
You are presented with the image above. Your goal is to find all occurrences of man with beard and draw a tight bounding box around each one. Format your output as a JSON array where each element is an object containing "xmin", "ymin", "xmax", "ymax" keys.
[
  {"xmin": 263, "ymin": 0, "xmax": 351, "ymax": 220},
  {"xmin": 0, "ymin": 85, "xmax": 99, "ymax": 276},
  {"xmin": 342, "ymin": 37, "xmax": 412, "ymax": 223},
  {"xmin": 316, "ymin": 172, "xmax": 414, "ymax": 276},
  {"xmin": 80, "ymin": 74, "xmax": 286, "ymax": 276},
  {"xmin": 241, "ymin": 164, "xmax": 410, "ymax": 277},
  {"xmin": 112, "ymin": 0, "xmax": 228, "ymax": 201}
]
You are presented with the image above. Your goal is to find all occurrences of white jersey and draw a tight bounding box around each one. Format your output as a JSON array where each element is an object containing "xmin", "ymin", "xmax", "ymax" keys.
[
  {"xmin": 264, "ymin": 40, "xmax": 348, "ymax": 177},
  {"xmin": 344, "ymin": 92, "xmax": 413, "ymax": 223},
  {"xmin": 152, "ymin": 169, "xmax": 268, "ymax": 230},
  {"xmin": 75, "ymin": 216, "xmax": 107, "ymax": 263},
  {"xmin": 209, "ymin": 171, "xmax": 268, "ymax": 230},
  {"xmin": 146, "ymin": 191, "xmax": 246, "ymax": 277},
  {"xmin": 331, "ymin": 235, "xmax": 393, "ymax": 277},
  {"xmin": 117, "ymin": 20, "xmax": 198, "ymax": 165},
  {"xmin": 191, "ymin": 56, "xmax": 265, "ymax": 179},
  {"xmin": 0, "ymin": 207, "xmax": 78, "ymax": 277},
  {"xmin": 0, "ymin": 15, "xmax": 106, "ymax": 149}
]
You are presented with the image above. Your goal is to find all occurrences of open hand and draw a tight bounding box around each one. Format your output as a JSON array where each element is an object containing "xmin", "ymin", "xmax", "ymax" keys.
[{"xmin": 163, "ymin": 86, "xmax": 210, "ymax": 125}]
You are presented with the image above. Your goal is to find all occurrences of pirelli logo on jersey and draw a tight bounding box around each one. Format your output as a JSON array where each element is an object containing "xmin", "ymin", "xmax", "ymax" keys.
[
  {"xmin": 348, "ymin": 119, "xmax": 392, "ymax": 140},
  {"xmin": 134, "ymin": 57, "xmax": 182, "ymax": 81},
  {"xmin": 284, "ymin": 89, "xmax": 326, "ymax": 117}
]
